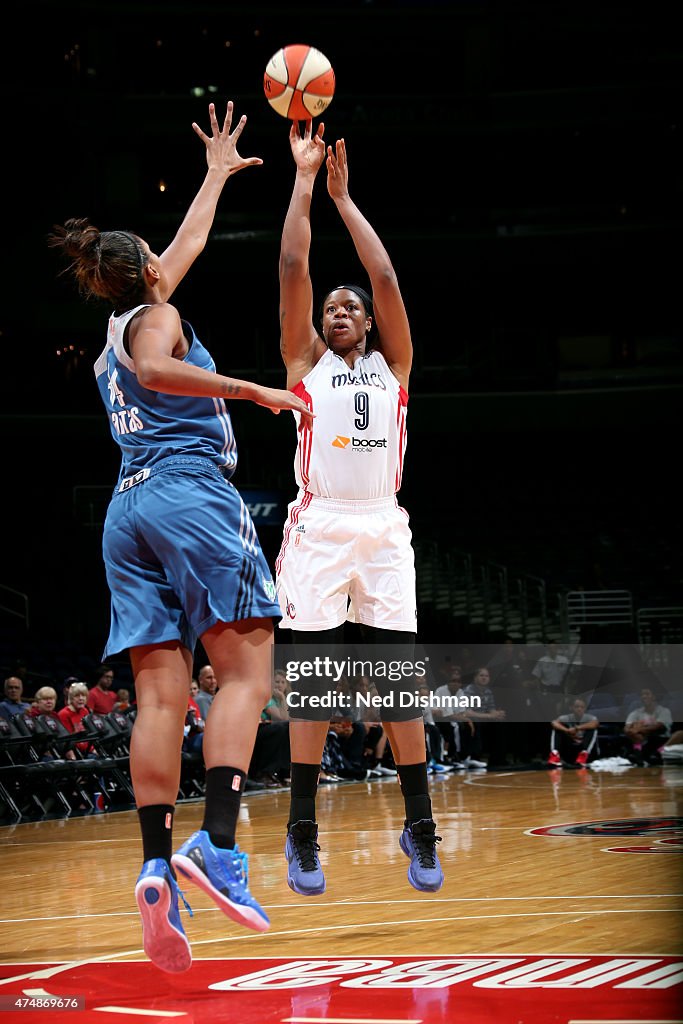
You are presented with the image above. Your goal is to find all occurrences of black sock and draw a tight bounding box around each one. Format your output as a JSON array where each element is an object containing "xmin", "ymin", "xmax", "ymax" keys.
[
  {"xmin": 202, "ymin": 766, "xmax": 246, "ymax": 849},
  {"xmin": 397, "ymin": 762, "xmax": 432, "ymax": 824},
  {"xmin": 138, "ymin": 804, "xmax": 174, "ymax": 867},
  {"xmin": 288, "ymin": 762, "xmax": 320, "ymax": 826}
]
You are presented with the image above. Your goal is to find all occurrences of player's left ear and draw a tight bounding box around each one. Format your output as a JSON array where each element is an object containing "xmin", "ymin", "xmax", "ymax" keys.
[
  {"xmin": 365, "ymin": 316, "xmax": 372, "ymax": 334},
  {"xmin": 144, "ymin": 263, "xmax": 160, "ymax": 285}
]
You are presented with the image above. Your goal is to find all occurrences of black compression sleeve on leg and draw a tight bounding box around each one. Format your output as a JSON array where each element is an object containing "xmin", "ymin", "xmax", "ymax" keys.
[
  {"xmin": 397, "ymin": 762, "xmax": 432, "ymax": 824},
  {"xmin": 288, "ymin": 761, "xmax": 321, "ymax": 826},
  {"xmin": 202, "ymin": 766, "xmax": 246, "ymax": 849},
  {"xmin": 138, "ymin": 804, "xmax": 175, "ymax": 867}
]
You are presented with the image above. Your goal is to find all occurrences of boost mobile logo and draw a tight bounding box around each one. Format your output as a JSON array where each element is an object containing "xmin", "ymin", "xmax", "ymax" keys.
[
  {"xmin": 331, "ymin": 436, "xmax": 387, "ymax": 449},
  {"xmin": 352, "ymin": 437, "xmax": 387, "ymax": 448}
]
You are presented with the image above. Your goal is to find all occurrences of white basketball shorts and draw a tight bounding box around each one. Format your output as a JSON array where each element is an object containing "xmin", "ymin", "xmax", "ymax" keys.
[{"xmin": 275, "ymin": 492, "xmax": 417, "ymax": 632}]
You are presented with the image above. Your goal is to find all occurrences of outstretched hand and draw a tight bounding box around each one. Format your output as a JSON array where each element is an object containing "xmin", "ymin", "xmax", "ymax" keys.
[
  {"xmin": 289, "ymin": 119, "xmax": 326, "ymax": 175},
  {"xmin": 326, "ymin": 137, "xmax": 349, "ymax": 201},
  {"xmin": 193, "ymin": 101, "xmax": 263, "ymax": 177},
  {"xmin": 254, "ymin": 385, "xmax": 315, "ymax": 429}
]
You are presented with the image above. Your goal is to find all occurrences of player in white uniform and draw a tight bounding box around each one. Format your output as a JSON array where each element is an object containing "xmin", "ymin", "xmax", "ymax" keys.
[
  {"xmin": 275, "ymin": 345, "xmax": 415, "ymax": 631},
  {"xmin": 276, "ymin": 121, "xmax": 443, "ymax": 896}
]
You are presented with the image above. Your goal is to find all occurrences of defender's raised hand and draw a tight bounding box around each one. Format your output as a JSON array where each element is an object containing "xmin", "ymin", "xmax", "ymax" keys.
[
  {"xmin": 192, "ymin": 101, "xmax": 263, "ymax": 177},
  {"xmin": 252, "ymin": 384, "xmax": 315, "ymax": 427}
]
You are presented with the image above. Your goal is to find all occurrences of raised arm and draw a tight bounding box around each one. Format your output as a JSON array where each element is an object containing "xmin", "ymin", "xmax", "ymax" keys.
[
  {"xmin": 279, "ymin": 120, "xmax": 328, "ymax": 388},
  {"xmin": 326, "ymin": 138, "xmax": 412, "ymax": 391},
  {"xmin": 158, "ymin": 101, "xmax": 263, "ymax": 300}
]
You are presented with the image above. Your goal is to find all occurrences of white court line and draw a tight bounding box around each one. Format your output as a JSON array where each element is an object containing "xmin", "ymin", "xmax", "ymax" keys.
[
  {"xmin": 93, "ymin": 1008, "xmax": 187, "ymax": 1017},
  {"xmin": 179, "ymin": 908, "xmax": 681, "ymax": 951},
  {"xmin": 465, "ymin": 779, "xmax": 670, "ymax": 790},
  {"xmin": 569, "ymin": 1020, "xmax": 683, "ymax": 1023},
  {"xmin": 3, "ymin": 908, "xmax": 680, "ymax": 975},
  {"xmin": 20, "ymin": 989, "xmax": 188, "ymax": 1018},
  {"xmin": 2, "ymin": 839, "xmax": 134, "ymax": 847},
  {"xmin": 2, "ymin": 893, "xmax": 679, "ymax": 926},
  {"xmin": 0, "ymin": 951, "xmax": 142, "ymax": 988}
]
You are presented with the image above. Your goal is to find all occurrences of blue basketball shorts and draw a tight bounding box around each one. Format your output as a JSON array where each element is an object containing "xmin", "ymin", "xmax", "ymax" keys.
[{"xmin": 101, "ymin": 456, "xmax": 281, "ymax": 657}]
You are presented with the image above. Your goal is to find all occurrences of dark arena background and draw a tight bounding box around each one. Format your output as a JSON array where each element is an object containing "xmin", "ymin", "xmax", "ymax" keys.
[{"xmin": 0, "ymin": 3, "xmax": 681, "ymax": 1022}]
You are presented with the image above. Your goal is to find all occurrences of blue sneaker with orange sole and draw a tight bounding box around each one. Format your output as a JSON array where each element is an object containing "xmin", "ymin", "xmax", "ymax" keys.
[
  {"xmin": 171, "ymin": 830, "xmax": 270, "ymax": 933},
  {"xmin": 134, "ymin": 858, "xmax": 192, "ymax": 973}
]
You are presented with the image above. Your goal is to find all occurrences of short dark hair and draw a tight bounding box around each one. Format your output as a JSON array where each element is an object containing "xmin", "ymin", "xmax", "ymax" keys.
[{"xmin": 318, "ymin": 283, "xmax": 377, "ymax": 345}]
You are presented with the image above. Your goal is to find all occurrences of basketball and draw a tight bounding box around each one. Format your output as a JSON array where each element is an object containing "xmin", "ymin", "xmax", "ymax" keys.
[{"xmin": 263, "ymin": 44, "xmax": 335, "ymax": 120}]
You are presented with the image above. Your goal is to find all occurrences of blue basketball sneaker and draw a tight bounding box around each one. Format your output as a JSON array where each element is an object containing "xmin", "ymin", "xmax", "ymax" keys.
[
  {"xmin": 171, "ymin": 830, "xmax": 270, "ymax": 932},
  {"xmin": 399, "ymin": 818, "xmax": 444, "ymax": 893},
  {"xmin": 285, "ymin": 819, "xmax": 326, "ymax": 895},
  {"xmin": 134, "ymin": 858, "xmax": 192, "ymax": 973}
]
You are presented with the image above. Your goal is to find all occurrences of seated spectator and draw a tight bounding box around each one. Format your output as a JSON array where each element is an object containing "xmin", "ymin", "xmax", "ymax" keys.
[
  {"xmin": 86, "ymin": 664, "xmax": 117, "ymax": 715},
  {"xmin": 26, "ymin": 686, "xmax": 66, "ymax": 761},
  {"xmin": 248, "ymin": 670, "xmax": 291, "ymax": 788},
  {"xmin": 59, "ymin": 676, "xmax": 80, "ymax": 711},
  {"xmin": 0, "ymin": 676, "xmax": 31, "ymax": 722},
  {"xmin": 623, "ymin": 687, "xmax": 673, "ymax": 765},
  {"xmin": 249, "ymin": 720, "xmax": 291, "ymax": 787},
  {"xmin": 183, "ymin": 681, "xmax": 205, "ymax": 755},
  {"xmin": 113, "ymin": 688, "xmax": 131, "ymax": 712},
  {"xmin": 431, "ymin": 664, "xmax": 470, "ymax": 764},
  {"xmin": 460, "ymin": 667, "xmax": 507, "ymax": 769},
  {"xmin": 194, "ymin": 663, "xmax": 217, "ymax": 721},
  {"xmin": 29, "ymin": 686, "xmax": 61, "ymax": 723},
  {"xmin": 321, "ymin": 718, "xmax": 367, "ymax": 782},
  {"xmin": 261, "ymin": 669, "xmax": 290, "ymax": 723},
  {"xmin": 57, "ymin": 681, "xmax": 94, "ymax": 756},
  {"xmin": 346, "ymin": 676, "xmax": 396, "ymax": 776},
  {"xmin": 547, "ymin": 697, "xmax": 599, "ymax": 767},
  {"xmin": 417, "ymin": 681, "xmax": 460, "ymax": 773}
]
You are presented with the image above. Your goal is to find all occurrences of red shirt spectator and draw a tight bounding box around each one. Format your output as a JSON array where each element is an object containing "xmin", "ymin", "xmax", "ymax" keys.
[
  {"xmin": 29, "ymin": 686, "xmax": 61, "ymax": 723},
  {"xmin": 87, "ymin": 664, "xmax": 117, "ymax": 714},
  {"xmin": 58, "ymin": 682, "xmax": 93, "ymax": 755}
]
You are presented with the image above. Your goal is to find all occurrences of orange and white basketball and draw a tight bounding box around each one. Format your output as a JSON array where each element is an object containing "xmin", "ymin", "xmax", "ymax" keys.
[{"xmin": 263, "ymin": 44, "xmax": 335, "ymax": 120}]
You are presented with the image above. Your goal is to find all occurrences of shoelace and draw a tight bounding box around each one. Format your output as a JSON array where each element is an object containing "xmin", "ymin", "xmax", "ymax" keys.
[
  {"xmin": 292, "ymin": 833, "xmax": 321, "ymax": 871},
  {"xmin": 177, "ymin": 886, "xmax": 194, "ymax": 917},
  {"xmin": 228, "ymin": 849, "xmax": 249, "ymax": 886},
  {"xmin": 411, "ymin": 829, "xmax": 443, "ymax": 868},
  {"xmin": 200, "ymin": 842, "xmax": 250, "ymax": 891}
]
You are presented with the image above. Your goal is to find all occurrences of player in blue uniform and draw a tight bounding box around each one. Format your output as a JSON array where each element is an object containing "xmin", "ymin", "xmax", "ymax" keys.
[{"xmin": 49, "ymin": 101, "xmax": 314, "ymax": 973}]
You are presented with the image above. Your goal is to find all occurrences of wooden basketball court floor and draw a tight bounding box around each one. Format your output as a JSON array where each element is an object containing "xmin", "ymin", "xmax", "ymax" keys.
[{"xmin": 1, "ymin": 765, "xmax": 681, "ymax": 1023}]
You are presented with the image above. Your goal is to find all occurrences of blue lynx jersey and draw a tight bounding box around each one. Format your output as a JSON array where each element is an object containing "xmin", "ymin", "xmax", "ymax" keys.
[
  {"xmin": 93, "ymin": 304, "xmax": 281, "ymax": 656},
  {"xmin": 94, "ymin": 304, "xmax": 237, "ymax": 485}
]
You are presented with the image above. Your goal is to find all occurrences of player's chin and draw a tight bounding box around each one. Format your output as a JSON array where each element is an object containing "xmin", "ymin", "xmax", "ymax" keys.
[{"xmin": 327, "ymin": 331, "xmax": 352, "ymax": 350}]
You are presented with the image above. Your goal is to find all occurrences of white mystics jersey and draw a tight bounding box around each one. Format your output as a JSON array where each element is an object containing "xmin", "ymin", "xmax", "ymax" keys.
[{"xmin": 291, "ymin": 348, "xmax": 408, "ymax": 500}]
